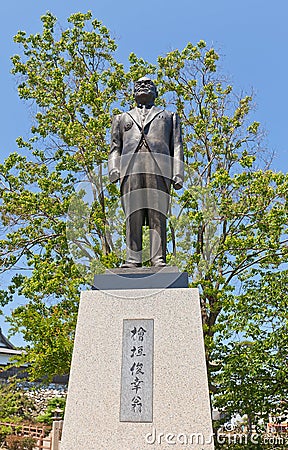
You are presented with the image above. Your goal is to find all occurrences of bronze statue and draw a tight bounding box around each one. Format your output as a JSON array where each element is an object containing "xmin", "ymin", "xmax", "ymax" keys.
[{"xmin": 109, "ymin": 77, "xmax": 184, "ymax": 268}]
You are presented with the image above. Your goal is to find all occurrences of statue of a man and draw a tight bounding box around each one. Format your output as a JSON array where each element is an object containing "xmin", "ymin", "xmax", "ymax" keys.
[{"xmin": 109, "ymin": 77, "xmax": 184, "ymax": 268}]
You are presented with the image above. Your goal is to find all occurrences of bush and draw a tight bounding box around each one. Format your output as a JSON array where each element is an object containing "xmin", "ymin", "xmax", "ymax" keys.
[
  {"xmin": 36, "ymin": 396, "xmax": 65, "ymax": 425},
  {"xmin": 0, "ymin": 425, "xmax": 13, "ymax": 447},
  {"xmin": 0, "ymin": 424, "xmax": 13, "ymax": 436},
  {"xmin": 5, "ymin": 435, "xmax": 35, "ymax": 450},
  {"xmin": 0, "ymin": 384, "xmax": 35, "ymax": 421}
]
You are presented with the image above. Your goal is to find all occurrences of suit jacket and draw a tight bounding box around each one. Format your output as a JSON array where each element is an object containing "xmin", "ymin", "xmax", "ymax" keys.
[{"xmin": 109, "ymin": 106, "xmax": 184, "ymax": 184}]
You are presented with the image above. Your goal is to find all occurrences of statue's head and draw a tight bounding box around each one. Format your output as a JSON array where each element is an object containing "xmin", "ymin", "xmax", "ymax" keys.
[{"xmin": 134, "ymin": 77, "xmax": 158, "ymax": 106}]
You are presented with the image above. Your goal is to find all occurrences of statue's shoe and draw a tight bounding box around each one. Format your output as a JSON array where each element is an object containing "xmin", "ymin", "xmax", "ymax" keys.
[
  {"xmin": 121, "ymin": 262, "xmax": 142, "ymax": 268},
  {"xmin": 152, "ymin": 261, "xmax": 167, "ymax": 268}
]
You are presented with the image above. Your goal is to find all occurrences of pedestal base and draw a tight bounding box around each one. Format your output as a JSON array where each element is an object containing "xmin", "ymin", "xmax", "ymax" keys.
[
  {"xmin": 61, "ymin": 288, "xmax": 214, "ymax": 449},
  {"xmin": 93, "ymin": 267, "xmax": 188, "ymax": 289}
]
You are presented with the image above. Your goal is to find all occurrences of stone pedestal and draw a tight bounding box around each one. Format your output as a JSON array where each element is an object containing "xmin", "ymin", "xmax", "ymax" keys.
[{"xmin": 61, "ymin": 288, "xmax": 214, "ymax": 449}]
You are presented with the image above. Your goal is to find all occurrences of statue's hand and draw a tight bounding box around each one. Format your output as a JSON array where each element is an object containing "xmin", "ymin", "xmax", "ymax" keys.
[
  {"xmin": 172, "ymin": 175, "xmax": 183, "ymax": 190},
  {"xmin": 109, "ymin": 169, "xmax": 120, "ymax": 183}
]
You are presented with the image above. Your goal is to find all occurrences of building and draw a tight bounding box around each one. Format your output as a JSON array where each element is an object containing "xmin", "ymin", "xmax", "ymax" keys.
[{"xmin": 0, "ymin": 327, "xmax": 25, "ymax": 380}]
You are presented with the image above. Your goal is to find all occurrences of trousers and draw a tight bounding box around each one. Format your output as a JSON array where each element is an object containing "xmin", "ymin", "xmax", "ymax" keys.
[{"xmin": 120, "ymin": 144, "xmax": 171, "ymax": 265}]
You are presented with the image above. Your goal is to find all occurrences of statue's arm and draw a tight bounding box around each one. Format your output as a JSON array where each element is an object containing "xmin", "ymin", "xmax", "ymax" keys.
[
  {"xmin": 108, "ymin": 114, "xmax": 122, "ymax": 183},
  {"xmin": 172, "ymin": 113, "xmax": 184, "ymax": 190}
]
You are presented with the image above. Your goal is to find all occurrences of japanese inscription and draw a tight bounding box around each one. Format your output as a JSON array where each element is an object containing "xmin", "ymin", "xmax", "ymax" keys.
[{"xmin": 120, "ymin": 319, "xmax": 154, "ymax": 422}]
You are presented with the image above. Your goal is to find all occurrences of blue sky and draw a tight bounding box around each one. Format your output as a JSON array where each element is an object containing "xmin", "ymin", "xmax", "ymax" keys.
[
  {"xmin": 1, "ymin": 0, "xmax": 287, "ymax": 171},
  {"xmin": 0, "ymin": 0, "xmax": 287, "ymax": 343}
]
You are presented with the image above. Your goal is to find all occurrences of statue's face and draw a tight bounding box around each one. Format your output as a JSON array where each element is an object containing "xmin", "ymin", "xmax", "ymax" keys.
[{"xmin": 134, "ymin": 78, "xmax": 157, "ymax": 105}]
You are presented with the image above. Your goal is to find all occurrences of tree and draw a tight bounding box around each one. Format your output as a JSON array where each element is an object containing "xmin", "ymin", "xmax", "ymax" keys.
[
  {"xmin": 214, "ymin": 271, "xmax": 288, "ymax": 428},
  {"xmin": 1, "ymin": 11, "xmax": 128, "ymax": 379},
  {"xmin": 152, "ymin": 44, "xmax": 288, "ymax": 422},
  {"xmin": 0, "ymin": 11, "xmax": 287, "ymax": 424}
]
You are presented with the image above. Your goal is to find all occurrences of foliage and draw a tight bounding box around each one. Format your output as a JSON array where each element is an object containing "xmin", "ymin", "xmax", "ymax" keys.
[
  {"xmin": 5, "ymin": 435, "xmax": 35, "ymax": 450},
  {"xmin": 152, "ymin": 41, "xmax": 288, "ymax": 423},
  {"xmin": 1, "ymin": 10, "xmax": 128, "ymax": 380},
  {"xmin": 0, "ymin": 384, "xmax": 35, "ymax": 422},
  {"xmin": 0, "ymin": 10, "xmax": 287, "ymax": 423},
  {"xmin": 0, "ymin": 425, "xmax": 13, "ymax": 447},
  {"xmin": 214, "ymin": 271, "xmax": 288, "ymax": 425},
  {"xmin": 36, "ymin": 397, "xmax": 65, "ymax": 425}
]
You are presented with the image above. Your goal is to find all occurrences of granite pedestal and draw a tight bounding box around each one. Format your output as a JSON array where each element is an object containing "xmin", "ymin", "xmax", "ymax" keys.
[{"xmin": 61, "ymin": 284, "xmax": 214, "ymax": 449}]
